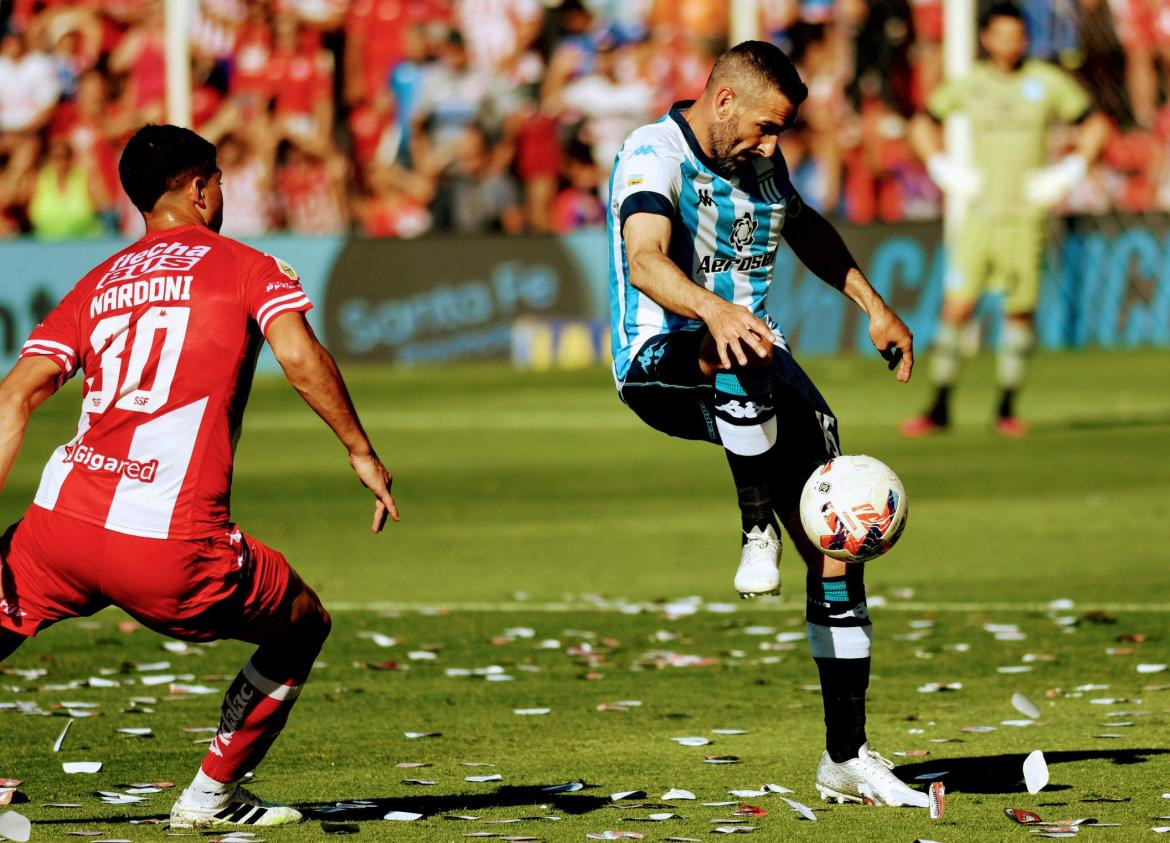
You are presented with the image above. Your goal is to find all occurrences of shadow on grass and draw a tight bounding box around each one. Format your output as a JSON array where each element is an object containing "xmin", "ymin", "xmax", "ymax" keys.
[
  {"xmin": 895, "ymin": 747, "xmax": 1170, "ymax": 794},
  {"xmin": 301, "ymin": 785, "xmax": 613, "ymax": 820},
  {"xmin": 28, "ymin": 785, "xmax": 614, "ymax": 828}
]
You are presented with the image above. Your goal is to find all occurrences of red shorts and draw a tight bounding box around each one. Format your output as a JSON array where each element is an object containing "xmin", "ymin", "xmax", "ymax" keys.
[{"xmin": 0, "ymin": 505, "xmax": 293, "ymax": 642}]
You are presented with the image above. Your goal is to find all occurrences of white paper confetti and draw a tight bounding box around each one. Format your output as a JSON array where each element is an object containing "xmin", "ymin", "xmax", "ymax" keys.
[
  {"xmin": 465, "ymin": 775, "xmax": 503, "ymax": 783},
  {"xmin": 1012, "ymin": 692, "xmax": 1042, "ymax": 719},
  {"xmin": 779, "ymin": 797, "xmax": 816, "ymax": 821},
  {"xmin": 0, "ymin": 811, "xmax": 31, "ymax": 843},
  {"xmin": 1024, "ymin": 750, "xmax": 1049, "ymax": 794},
  {"xmin": 1138, "ymin": 664, "xmax": 1168, "ymax": 674},
  {"xmin": 383, "ymin": 810, "xmax": 422, "ymax": 821},
  {"xmin": 53, "ymin": 719, "xmax": 74, "ymax": 753},
  {"xmin": 62, "ymin": 762, "xmax": 102, "ymax": 774},
  {"xmin": 513, "ymin": 708, "xmax": 550, "ymax": 716},
  {"xmin": 671, "ymin": 737, "xmax": 711, "ymax": 746},
  {"xmin": 661, "ymin": 789, "xmax": 695, "ymax": 801}
]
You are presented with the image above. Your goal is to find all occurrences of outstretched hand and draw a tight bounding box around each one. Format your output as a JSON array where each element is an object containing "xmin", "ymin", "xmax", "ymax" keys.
[
  {"xmin": 868, "ymin": 306, "xmax": 914, "ymax": 382},
  {"xmin": 348, "ymin": 452, "xmax": 400, "ymax": 532}
]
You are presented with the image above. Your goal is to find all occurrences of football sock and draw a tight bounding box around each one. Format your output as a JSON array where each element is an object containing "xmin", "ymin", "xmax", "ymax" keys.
[
  {"xmin": 807, "ymin": 568, "xmax": 872, "ymax": 763},
  {"xmin": 997, "ymin": 319, "xmax": 1033, "ymax": 401},
  {"xmin": 927, "ymin": 322, "xmax": 961, "ymax": 424},
  {"xmin": 714, "ymin": 370, "xmax": 780, "ymax": 538},
  {"xmin": 180, "ymin": 767, "xmax": 237, "ymax": 809},
  {"xmin": 997, "ymin": 388, "xmax": 1016, "ymax": 421},
  {"xmin": 199, "ymin": 658, "xmax": 304, "ymax": 785},
  {"xmin": 926, "ymin": 386, "xmax": 951, "ymax": 427},
  {"xmin": 713, "ymin": 370, "xmax": 776, "ymax": 457}
]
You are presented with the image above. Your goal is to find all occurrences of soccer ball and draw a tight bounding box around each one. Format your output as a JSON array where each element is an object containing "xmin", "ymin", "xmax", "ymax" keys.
[{"xmin": 798, "ymin": 455, "xmax": 908, "ymax": 563}]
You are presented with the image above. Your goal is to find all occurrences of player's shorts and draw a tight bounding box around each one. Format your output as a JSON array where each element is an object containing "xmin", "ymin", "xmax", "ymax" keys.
[
  {"xmin": 618, "ymin": 330, "xmax": 841, "ymax": 513},
  {"xmin": 0, "ymin": 505, "xmax": 293, "ymax": 642},
  {"xmin": 951, "ymin": 215, "xmax": 1047, "ymax": 315}
]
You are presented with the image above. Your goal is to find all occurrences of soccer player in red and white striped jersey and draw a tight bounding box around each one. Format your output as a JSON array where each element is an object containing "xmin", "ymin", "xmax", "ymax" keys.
[{"xmin": 0, "ymin": 125, "xmax": 399, "ymax": 828}]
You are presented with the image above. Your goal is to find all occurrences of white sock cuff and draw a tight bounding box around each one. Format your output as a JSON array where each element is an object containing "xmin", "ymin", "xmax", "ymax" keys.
[
  {"xmin": 716, "ymin": 416, "xmax": 777, "ymax": 456},
  {"xmin": 934, "ymin": 322, "xmax": 962, "ymax": 352},
  {"xmin": 242, "ymin": 659, "xmax": 303, "ymax": 702},
  {"xmin": 807, "ymin": 622, "xmax": 873, "ymax": 660}
]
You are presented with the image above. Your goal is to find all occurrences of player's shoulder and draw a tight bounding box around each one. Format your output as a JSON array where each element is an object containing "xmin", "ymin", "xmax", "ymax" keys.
[
  {"xmin": 200, "ymin": 228, "xmax": 301, "ymax": 280},
  {"xmin": 617, "ymin": 117, "xmax": 688, "ymax": 164}
]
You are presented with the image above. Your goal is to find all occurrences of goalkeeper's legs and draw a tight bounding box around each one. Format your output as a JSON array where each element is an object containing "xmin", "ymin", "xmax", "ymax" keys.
[
  {"xmin": 994, "ymin": 314, "xmax": 1035, "ymax": 436},
  {"xmin": 901, "ymin": 296, "xmax": 976, "ymax": 436}
]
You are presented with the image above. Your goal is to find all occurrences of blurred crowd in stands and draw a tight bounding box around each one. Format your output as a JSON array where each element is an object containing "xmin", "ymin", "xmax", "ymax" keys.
[{"xmin": 0, "ymin": 0, "xmax": 1168, "ymax": 240}]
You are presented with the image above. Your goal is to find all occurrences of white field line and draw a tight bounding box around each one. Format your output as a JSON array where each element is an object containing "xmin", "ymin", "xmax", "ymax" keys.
[{"xmin": 327, "ymin": 600, "xmax": 1170, "ymax": 614}]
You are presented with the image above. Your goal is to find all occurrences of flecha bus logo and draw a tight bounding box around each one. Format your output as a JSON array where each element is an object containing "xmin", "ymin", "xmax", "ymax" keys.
[{"xmin": 96, "ymin": 242, "xmax": 211, "ymax": 289}]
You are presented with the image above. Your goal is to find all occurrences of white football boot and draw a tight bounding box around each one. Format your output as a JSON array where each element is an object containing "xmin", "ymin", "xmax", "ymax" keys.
[
  {"xmin": 734, "ymin": 524, "xmax": 781, "ymax": 598},
  {"xmin": 170, "ymin": 785, "xmax": 305, "ymax": 828},
  {"xmin": 815, "ymin": 743, "xmax": 929, "ymax": 807}
]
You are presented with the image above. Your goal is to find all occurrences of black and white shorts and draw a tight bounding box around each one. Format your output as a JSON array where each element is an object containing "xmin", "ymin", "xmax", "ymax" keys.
[{"xmin": 618, "ymin": 330, "xmax": 841, "ymax": 513}]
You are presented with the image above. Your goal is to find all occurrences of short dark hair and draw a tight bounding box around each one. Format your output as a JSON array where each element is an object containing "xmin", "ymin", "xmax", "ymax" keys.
[
  {"xmin": 709, "ymin": 40, "xmax": 808, "ymax": 107},
  {"xmin": 979, "ymin": 1, "xmax": 1026, "ymax": 31},
  {"xmin": 118, "ymin": 124, "xmax": 218, "ymax": 214}
]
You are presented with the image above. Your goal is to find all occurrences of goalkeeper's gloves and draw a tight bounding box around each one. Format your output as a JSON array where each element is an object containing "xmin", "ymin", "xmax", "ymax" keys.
[
  {"xmin": 925, "ymin": 154, "xmax": 984, "ymax": 201},
  {"xmin": 1023, "ymin": 154, "xmax": 1087, "ymax": 208}
]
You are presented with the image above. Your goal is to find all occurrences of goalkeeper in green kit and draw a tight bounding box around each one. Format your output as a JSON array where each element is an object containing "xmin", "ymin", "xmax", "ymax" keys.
[{"xmin": 902, "ymin": 0, "xmax": 1109, "ymax": 437}]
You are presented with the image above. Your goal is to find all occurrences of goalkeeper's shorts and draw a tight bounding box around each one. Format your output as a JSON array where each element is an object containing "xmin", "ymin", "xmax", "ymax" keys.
[{"xmin": 951, "ymin": 215, "xmax": 1047, "ymax": 315}]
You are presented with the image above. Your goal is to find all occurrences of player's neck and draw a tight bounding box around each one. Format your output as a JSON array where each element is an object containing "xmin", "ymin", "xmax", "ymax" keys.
[
  {"xmin": 682, "ymin": 96, "xmax": 717, "ymax": 160},
  {"xmin": 143, "ymin": 205, "xmax": 209, "ymax": 235},
  {"xmin": 988, "ymin": 56, "xmax": 1025, "ymax": 75}
]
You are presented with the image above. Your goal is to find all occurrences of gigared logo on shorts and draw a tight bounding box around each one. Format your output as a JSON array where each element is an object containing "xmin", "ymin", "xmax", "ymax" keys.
[{"xmin": 63, "ymin": 444, "xmax": 158, "ymax": 482}]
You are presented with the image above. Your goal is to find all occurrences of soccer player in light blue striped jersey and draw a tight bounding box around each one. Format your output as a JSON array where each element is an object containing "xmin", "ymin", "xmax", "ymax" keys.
[{"xmin": 607, "ymin": 41, "xmax": 924, "ymax": 806}]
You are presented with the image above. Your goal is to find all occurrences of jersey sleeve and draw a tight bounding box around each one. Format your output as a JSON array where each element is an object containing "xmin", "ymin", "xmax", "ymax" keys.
[
  {"xmin": 245, "ymin": 253, "xmax": 314, "ymax": 336},
  {"xmin": 612, "ymin": 135, "xmax": 683, "ymax": 231},
  {"xmin": 926, "ymin": 77, "xmax": 965, "ymax": 120},
  {"xmin": 20, "ymin": 287, "xmax": 82, "ymax": 381},
  {"xmin": 1047, "ymin": 67, "xmax": 1091, "ymax": 123}
]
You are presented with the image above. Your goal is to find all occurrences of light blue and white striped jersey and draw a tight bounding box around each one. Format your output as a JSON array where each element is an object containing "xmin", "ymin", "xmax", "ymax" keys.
[{"xmin": 607, "ymin": 101, "xmax": 802, "ymax": 383}]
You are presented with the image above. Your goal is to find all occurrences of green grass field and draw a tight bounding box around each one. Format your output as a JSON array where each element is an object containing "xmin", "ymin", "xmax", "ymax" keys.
[{"xmin": 2, "ymin": 348, "xmax": 1169, "ymax": 841}]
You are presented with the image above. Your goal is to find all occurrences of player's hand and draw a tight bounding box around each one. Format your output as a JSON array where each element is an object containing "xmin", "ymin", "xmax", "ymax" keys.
[
  {"xmin": 926, "ymin": 154, "xmax": 984, "ymax": 201},
  {"xmin": 868, "ymin": 306, "xmax": 914, "ymax": 383},
  {"xmin": 348, "ymin": 452, "xmax": 399, "ymax": 532},
  {"xmin": 1023, "ymin": 154, "xmax": 1086, "ymax": 208},
  {"xmin": 703, "ymin": 301, "xmax": 777, "ymax": 370}
]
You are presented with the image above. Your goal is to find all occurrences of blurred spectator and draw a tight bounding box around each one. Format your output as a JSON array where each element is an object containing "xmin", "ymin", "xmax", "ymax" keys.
[
  {"xmin": 555, "ymin": 36, "xmax": 653, "ymax": 174},
  {"xmin": 28, "ymin": 135, "xmax": 110, "ymax": 239},
  {"xmin": 552, "ymin": 139, "xmax": 604, "ymax": 233},
  {"xmin": 108, "ymin": 2, "xmax": 167, "ymax": 124},
  {"xmin": 268, "ymin": 14, "xmax": 335, "ymax": 154},
  {"xmin": 1108, "ymin": 0, "xmax": 1170, "ymax": 128},
  {"xmin": 217, "ymin": 132, "xmax": 277, "ymax": 237},
  {"xmin": 276, "ymin": 141, "xmax": 348, "ymax": 234},
  {"xmin": 0, "ymin": 31, "xmax": 61, "ymax": 135},
  {"xmin": 431, "ymin": 124, "xmax": 524, "ymax": 233},
  {"xmin": 354, "ymin": 164, "xmax": 433, "ymax": 237}
]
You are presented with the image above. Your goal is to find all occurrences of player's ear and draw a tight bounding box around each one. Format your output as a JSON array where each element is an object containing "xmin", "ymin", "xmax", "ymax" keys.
[
  {"xmin": 715, "ymin": 86, "xmax": 736, "ymax": 118},
  {"xmin": 192, "ymin": 176, "xmax": 208, "ymax": 208}
]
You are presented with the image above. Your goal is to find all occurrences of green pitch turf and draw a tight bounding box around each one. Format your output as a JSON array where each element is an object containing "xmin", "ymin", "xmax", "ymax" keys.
[{"xmin": 1, "ymin": 348, "xmax": 1168, "ymax": 841}]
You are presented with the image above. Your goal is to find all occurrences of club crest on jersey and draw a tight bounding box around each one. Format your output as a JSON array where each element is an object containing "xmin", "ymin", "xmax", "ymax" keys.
[{"xmin": 729, "ymin": 212, "xmax": 758, "ymax": 251}]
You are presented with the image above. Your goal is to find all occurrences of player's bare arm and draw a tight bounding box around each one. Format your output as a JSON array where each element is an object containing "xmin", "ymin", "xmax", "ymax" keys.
[
  {"xmin": 265, "ymin": 310, "xmax": 399, "ymax": 532},
  {"xmin": 0, "ymin": 356, "xmax": 63, "ymax": 600},
  {"xmin": 782, "ymin": 204, "xmax": 914, "ymax": 382},
  {"xmin": 0, "ymin": 356, "xmax": 65, "ymax": 496},
  {"xmin": 624, "ymin": 211, "xmax": 776, "ymax": 372}
]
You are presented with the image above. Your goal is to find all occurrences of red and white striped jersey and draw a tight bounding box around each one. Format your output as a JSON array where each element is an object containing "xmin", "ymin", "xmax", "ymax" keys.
[{"xmin": 20, "ymin": 224, "xmax": 313, "ymax": 540}]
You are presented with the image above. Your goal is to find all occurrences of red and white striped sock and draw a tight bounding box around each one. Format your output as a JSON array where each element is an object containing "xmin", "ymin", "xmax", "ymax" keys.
[{"xmin": 199, "ymin": 659, "xmax": 303, "ymax": 785}]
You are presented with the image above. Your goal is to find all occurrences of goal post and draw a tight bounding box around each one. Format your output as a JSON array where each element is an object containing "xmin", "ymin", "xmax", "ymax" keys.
[{"xmin": 164, "ymin": 0, "xmax": 192, "ymax": 128}]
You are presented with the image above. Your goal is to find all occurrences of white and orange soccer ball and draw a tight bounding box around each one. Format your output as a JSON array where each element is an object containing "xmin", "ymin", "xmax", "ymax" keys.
[{"xmin": 798, "ymin": 455, "xmax": 908, "ymax": 563}]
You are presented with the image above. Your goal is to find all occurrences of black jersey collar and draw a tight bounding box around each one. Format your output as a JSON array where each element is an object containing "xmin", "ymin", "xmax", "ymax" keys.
[{"xmin": 668, "ymin": 100, "xmax": 723, "ymax": 174}]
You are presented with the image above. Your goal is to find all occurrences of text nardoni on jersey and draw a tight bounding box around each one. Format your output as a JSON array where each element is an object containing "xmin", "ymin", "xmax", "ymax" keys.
[
  {"xmin": 89, "ymin": 275, "xmax": 193, "ymax": 318},
  {"xmin": 61, "ymin": 443, "xmax": 159, "ymax": 482}
]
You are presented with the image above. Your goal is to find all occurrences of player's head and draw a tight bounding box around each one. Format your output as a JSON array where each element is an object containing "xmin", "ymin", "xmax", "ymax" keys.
[
  {"xmin": 701, "ymin": 40, "xmax": 807, "ymax": 177},
  {"xmin": 118, "ymin": 124, "xmax": 223, "ymax": 232},
  {"xmin": 979, "ymin": 1, "xmax": 1029, "ymax": 68}
]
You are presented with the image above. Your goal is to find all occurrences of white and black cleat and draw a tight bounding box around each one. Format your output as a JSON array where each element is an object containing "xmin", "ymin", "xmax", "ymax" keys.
[
  {"xmin": 814, "ymin": 743, "xmax": 929, "ymax": 808},
  {"xmin": 170, "ymin": 786, "xmax": 304, "ymax": 828},
  {"xmin": 734, "ymin": 524, "xmax": 781, "ymax": 599}
]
